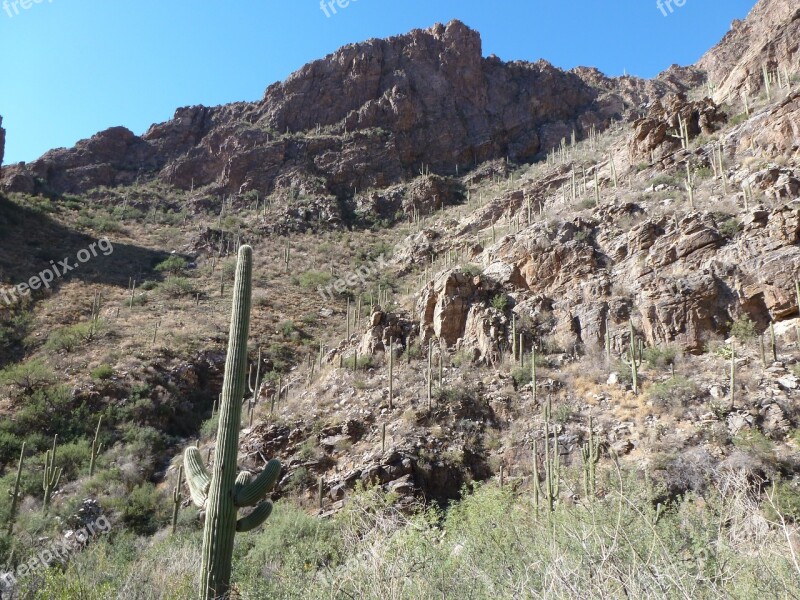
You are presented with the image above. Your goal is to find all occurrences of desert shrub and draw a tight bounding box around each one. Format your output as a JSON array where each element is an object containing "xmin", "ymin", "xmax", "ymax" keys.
[
  {"xmin": 115, "ymin": 483, "xmax": 166, "ymax": 535},
  {"xmin": 279, "ymin": 320, "xmax": 298, "ymax": 339},
  {"xmin": 461, "ymin": 264, "xmax": 482, "ymax": 278},
  {"xmin": 730, "ymin": 315, "xmax": 757, "ymax": 341},
  {"xmin": 733, "ymin": 429, "xmax": 775, "ymax": 463},
  {"xmin": 763, "ymin": 479, "xmax": 800, "ymax": 523},
  {"xmin": 200, "ymin": 415, "xmax": 219, "ymax": 439},
  {"xmin": 294, "ymin": 270, "xmax": 332, "ymax": 290},
  {"xmin": 45, "ymin": 322, "xmax": 101, "ymax": 353},
  {"xmin": 643, "ymin": 345, "xmax": 678, "ymax": 370},
  {"xmin": 730, "ymin": 112, "xmax": 748, "ymax": 126},
  {"xmin": 285, "ymin": 466, "xmax": 314, "ymax": 492},
  {"xmin": 158, "ymin": 277, "xmax": 195, "ymax": 298},
  {"xmin": 154, "ymin": 255, "xmax": 188, "ymax": 275},
  {"xmin": 490, "ymin": 294, "xmax": 508, "ymax": 312},
  {"xmin": 0, "ymin": 359, "xmax": 54, "ymax": 394},
  {"xmin": 647, "ymin": 376, "xmax": 698, "ymax": 413},
  {"xmin": 343, "ymin": 354, "xmax": 374, "ymax": 370},
  {"xmin": 90, "ymin": 364, "xmax": 114, "ymax": 380},
  {"xmin": 718, "ymin": 217, "xmax": 741, "ymax": 238}
]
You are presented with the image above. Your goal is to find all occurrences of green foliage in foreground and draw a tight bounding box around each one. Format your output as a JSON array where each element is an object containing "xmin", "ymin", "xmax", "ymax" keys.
[{"xmin": 13, "ymin": 475, "xmax": 800, "ymax": 599}]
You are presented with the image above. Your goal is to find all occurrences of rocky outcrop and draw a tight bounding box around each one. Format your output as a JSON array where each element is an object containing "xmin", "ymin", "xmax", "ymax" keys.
[
  {"xmin": 697, "ymin": 0, "xmax": 800, "ymax": 102},
  {"xmin": 415, "ymin": 269, "xmax": 509, "ymax": 362},
  {"xmin": 629, "ymin": 94, "xmax": 727, "ymax": 162},
  {"xmin": 1, "ymin": 21, "xmax": 686, "ymax": 199},
  {"xmin": 726, "ymin": 91, "xmax": 800, "ymax": 158}
]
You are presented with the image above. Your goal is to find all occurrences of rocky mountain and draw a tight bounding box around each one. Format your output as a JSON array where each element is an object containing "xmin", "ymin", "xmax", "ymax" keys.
[
  {"xmin": 698, "ymin": 0, "xmax": 800, "ymax": 102},
  {"xmin": 2, "ymin": 1, "xmax": 800, "ymax": 596},
  {"xmin": 1, "ymin": 21, "xmax": 697, "ymax": 200}
]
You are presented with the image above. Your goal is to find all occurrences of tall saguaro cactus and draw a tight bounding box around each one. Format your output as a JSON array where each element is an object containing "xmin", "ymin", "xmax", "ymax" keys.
[
  {"xmin": 622, "ymin": 320, "xmax": 644, "ymax": 394},
  {"xmin": 581, "ymin": 416, "xmax": 600, "ymax": 500},
  {"xmin": 183, "ymin": 246, "xmax": 282, "ymax": 600},
  {"xmin": 7, "ymin": 443, "xmax": 25, "ymax": 535},
  {"xmin": 43, "ymin": 435, "xmax": 62, "ymax": 511}
]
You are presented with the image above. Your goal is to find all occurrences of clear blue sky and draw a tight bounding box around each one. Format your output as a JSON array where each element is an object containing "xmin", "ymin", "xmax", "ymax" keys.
[{"xmin": 0, "ymin": 0, "xmax": 756, "ymax": 165}]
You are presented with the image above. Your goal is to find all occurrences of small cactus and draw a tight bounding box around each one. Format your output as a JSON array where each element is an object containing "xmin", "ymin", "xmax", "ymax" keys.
[
  {"xmin": 172, "ymin": 465, "xmax": 183, "ymax": 535},
  {"xmin": 7, "ymin": 443, "xmax": 25, "ymax": 535},
  {"xmin": 581, "ymin": 416, "xmax": 600, "ymax": 500},
  {"xmin": 89, "ymin": 416, "xmax": 103, "ymax": 477},
  {"xmin": 622, "ymin": 320, "xmax": 644, "ymax": 394},
  {"xmin": 533, "ymin": 397, "xmax": 560, "ymax": 513},
  {"xmin": 43, "ymin": 435, "xmax": 63, "ymax": 511},
  {"xmin": 730, "ymin": 342, "xmax": 736, "ymax": 409},
  {"xmin": 388, "ymin": 337, "xmax": 394, "ymax": 410}
]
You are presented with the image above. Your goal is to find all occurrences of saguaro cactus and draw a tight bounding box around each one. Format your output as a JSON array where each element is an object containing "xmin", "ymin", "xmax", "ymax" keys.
[
  {"xmin": 89, "ymin": 416, "xmax": 103, "ymax": 477},
  {"xmin": 43, "ymin": 435, "xmax": 62, "ymax": 511},
  {"xmin": 622, "ymin": 320, "xmax": 644, "ymax": 394},
  {"xmin": 183, "ymin": 246, "xmax": 281, "ymax": 600},
  {"xmin": 581, "ymin": 416, "xmax": 600, "ymax": 500},
  {"xmin": 172, "ymin": 465, "xmax": 183, "ymax": 535},
  {"xmin": 533, "ymin": 397, "xmax": 560, "ymax": 513},
  {"xmin": 246, "ymin": 347, "xmax": 263, "ymax": 423},
  {"xmin": 7, "ymin": 443, "xmax": 25, "ymax": 535}
]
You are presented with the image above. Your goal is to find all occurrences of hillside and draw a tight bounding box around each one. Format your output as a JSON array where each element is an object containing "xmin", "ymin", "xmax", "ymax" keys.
[{"xmin": 0, "ymin": 0, "xmax": 799, "ymax": 598}]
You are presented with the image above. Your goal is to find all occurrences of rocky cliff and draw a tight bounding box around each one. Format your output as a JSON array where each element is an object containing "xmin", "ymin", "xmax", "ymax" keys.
[
  {"xmin": 0, "ymin": 21, "xmax": 695, "ymax": 199},
  {"xmin": 698, "ymin": 0, "xmax": 800, "ymax": 102}
]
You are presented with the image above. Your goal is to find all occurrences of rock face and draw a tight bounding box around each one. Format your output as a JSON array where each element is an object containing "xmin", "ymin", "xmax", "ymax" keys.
[
  {"xmin": 1, "ymin": 21, "xmax": 688, "ymax": 198},
  {"xmin": 629, "ymin": 94, "xmax": 727, "ymax": 162},
  {"xmin": 697, "ymin": 0, "xmax": 800, "ymax": 102},
  {"xmin": 726, "ymin": 91, "xmax": 800, "ymax": 158},
  {"xmin": 407, "ymin": 198, "xmax": 800, "ymax": 361}
]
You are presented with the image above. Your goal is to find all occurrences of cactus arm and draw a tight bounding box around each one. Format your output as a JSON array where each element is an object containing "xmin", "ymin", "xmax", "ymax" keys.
[
  {"xmin": 89, "ymin": 416, "xmax": 103, "ymax": 476},
  {"xmin": 234, "ymin": 459, "xmax": 281, "ymax": 508},
  {"xmin": 184, "ymin": 447, "xmax": 211, "ymax": 508},
  {"xmin": 236, "ymin": 501, "xmax": 273, "ymax": 533},
  {"xmin": 42, "ymin": 436, "xmax": 62, "ymax": 510},
  {"xmin": 172, "ymin": 466, "xmax": 184, "ymax": 534},
  {"xmin": 234, "ymin": 471, "xmax": 252, "ymax": 499}
]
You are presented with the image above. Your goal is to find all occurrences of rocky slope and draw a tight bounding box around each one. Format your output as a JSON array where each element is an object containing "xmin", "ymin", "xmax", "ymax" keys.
[
  {"xmin": 698, "ymin": 0, "xmax": 800, "ymax": 102},
  {"xmin": 1, "ymin": 0, "xmax": 800, "ymax": 539}
]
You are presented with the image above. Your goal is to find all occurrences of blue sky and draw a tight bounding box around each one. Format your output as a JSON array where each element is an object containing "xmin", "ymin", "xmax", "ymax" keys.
[{"xmin": 0, "ymin": 0, "xmax": 756, "ymax": 165}]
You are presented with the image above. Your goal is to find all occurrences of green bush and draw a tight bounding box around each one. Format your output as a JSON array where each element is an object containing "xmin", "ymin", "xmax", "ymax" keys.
[
  {"xmin": 0, "ymin": 359, "xmax": 54, "ymax": 394},
  {"xmin": 730, "ymin": 315, "xmax": 757, "ymax": 341},
  {"xmin": 294, "ymin": 270, "xmax": 332, "ymax": 290},
  {"xmin": 490, "ymin": 294, "xmax": 508, "ymax": 312},
  {"xmin": 763, "ymin": 479, "xmax": 800, "ymax": 523},
  {"xmin": 45, "ymin": 322, "xmax": 101, "ymax": 353},
  {"xmin": 157, "ymin": 277, "xmax": 195, "ymax": 298},
  {"xmin": 154, "ymin": 255, "xmax": 189, "ymax": 275},
  {"xmin": 116, "ymin": 483, "xmax": 166, "ymax": 535},
  {"xmin": 646, "ymin": 376, "xmax": 698, "ymax": 412},
  {"xmin": 461, "ymin": 264, "xmax": 482, "ymax": 278},
  {"xmin": 718, "ymin": 217, "xmax": 741, "ymax": 238},
  {"xmin": 643, "ymin": 345, "xmax": 678, "ymax": 370},
  {"xmin": 90, "ymin": 364, "xmax": 114, "ymax": 380}
]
